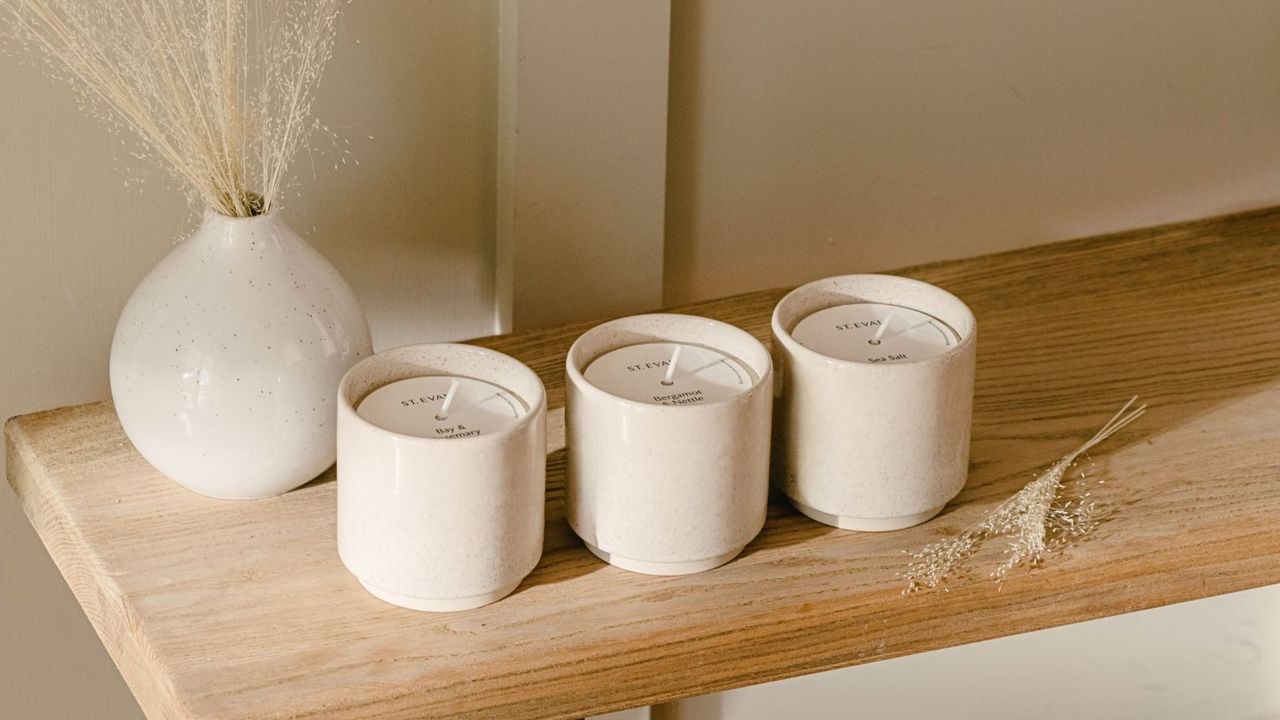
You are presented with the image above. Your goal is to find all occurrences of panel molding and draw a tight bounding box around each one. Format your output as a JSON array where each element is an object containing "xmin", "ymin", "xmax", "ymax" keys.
[{"xmin": 494, "ymin": 0, "xmax": 672, "ymax": 332}]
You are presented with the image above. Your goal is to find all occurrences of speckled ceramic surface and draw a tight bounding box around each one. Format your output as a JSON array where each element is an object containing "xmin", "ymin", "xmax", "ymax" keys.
[
  {"xmin": 566, "ymin": 314, "xmax": 773, "ymax": 575},
  {"xmin": 110, "ymin": 211, "xmax": 372, "ymax": 499},
  {"xmin": 771, "ymin": 274, "xmax": 977, "ymax": 531},
  {"xmin": 337, "ymin": 344, "xmax": 546, "ymax": 612}
]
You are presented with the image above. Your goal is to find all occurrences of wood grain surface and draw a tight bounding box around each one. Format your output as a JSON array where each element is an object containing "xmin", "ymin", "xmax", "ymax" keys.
[{"xmin": 7, "ymin": 208, "xmax": 1280, "ymax": 720}]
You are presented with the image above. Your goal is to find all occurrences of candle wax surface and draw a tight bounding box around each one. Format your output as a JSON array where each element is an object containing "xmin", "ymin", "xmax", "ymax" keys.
[
  {"xmin": 583, "ymin": 342, "xmax": 757, "ymax": 405},
  {"xmin": 791, "ymin": 302, "xmax": 960, "ymax": 364},
  {"xmin": 356, "ymin": 376, "xmax": 526, "ymax": 439}
]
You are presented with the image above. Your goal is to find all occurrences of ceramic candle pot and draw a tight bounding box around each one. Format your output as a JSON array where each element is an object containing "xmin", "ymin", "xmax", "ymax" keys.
[
  {"xmin": 337, "ymin": 344, "xmax": 546, "ymax": 611},
  {"xmin": 566, "ymin": 314, "xmax": 773, "ymax": 575},
  {"xmin": 771, "ymin": 274, "xmax": 977, "ymax": 531}
]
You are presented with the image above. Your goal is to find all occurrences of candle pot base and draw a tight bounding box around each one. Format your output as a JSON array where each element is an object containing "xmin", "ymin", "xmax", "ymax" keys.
[
  {"xmin": 789, "ymin": 499, "xmax": 945, "ymax": 532},
  {"xmin": 583, "ymin": 541, "xmax": 743, "ymax": 576},
  {"xmin": 356, "ymin": 577, "xmax": 521, "ymax": 613}
]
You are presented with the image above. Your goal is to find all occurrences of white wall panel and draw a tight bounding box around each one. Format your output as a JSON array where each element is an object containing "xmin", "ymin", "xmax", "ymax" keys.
[{"xmin": 497, "ymin": 0, "xmax": 671, "ymax": 331}]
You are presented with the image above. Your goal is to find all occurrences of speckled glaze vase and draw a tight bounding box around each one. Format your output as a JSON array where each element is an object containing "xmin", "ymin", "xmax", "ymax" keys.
[
  {"xmin": 337, "ymin": 344, "xmax": 546, "ymax": 612},
  {"xmin": 110, "ymin": 210, "xmax": 372, "ymax": 499},
  {"xmin": 566, "ymin": 314, "xmax": 773, "ymax": 575}
]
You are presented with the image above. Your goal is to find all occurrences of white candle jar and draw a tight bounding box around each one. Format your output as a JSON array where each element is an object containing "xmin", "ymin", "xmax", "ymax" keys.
[
  {"xmin": 566, "ymin": 314, "xmax": 773, "ymax": 575},
  {"xmin": 337, "ymin": 344, "xmax": 547, "ymax": 611},
  {"xmin": 771, "ymin": 275, "xmax": 977, "ymax": 531}
]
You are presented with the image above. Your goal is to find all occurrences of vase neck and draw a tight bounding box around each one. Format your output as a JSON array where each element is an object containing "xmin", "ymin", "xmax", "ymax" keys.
[{"xmin": 195, "ymin": 210, "xmax": 298, "ymax": 251}]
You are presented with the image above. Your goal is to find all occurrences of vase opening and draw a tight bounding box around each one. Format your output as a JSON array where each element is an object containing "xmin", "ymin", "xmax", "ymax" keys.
[{"xmin": 211, "ymin": 190, "xmax": 268, "ymax": 219}]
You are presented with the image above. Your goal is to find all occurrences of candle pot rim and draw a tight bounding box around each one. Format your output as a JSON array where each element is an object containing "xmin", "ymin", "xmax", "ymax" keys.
[
  {"xmin": 566, "ymin": 313, "xmax": 772, "ymax": 411},
  {"xmin": 771, "ymin": 273, "xmax": 976, "ymax": 369},
  {"xmin": 338, "ymin": 343, "xmax": 547, "ymax": 445}
]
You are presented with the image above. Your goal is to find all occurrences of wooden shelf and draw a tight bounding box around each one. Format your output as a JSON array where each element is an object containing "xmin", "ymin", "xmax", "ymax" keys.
[{"xmin": 8, "ymin": 208, "xmax": 1280, "ymax": 720}]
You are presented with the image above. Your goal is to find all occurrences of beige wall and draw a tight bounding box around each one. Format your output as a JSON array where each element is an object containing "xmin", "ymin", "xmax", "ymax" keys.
[
  {"xmin": 499, "ymin": 0, "xmax": 671, "ymax": 330},
  {"xmin": 664, "ymin": 0, "xmax": 1280, "ymax": 304},
  {"xmin": 0, "ymin": 3, "xmax": 498, "ymax": 718}
]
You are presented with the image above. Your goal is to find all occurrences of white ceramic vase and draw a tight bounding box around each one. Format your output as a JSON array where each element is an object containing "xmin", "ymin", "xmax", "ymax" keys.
[{"xmin": 110, "ymin": 210, "xmax": 372, "ymax": 499}]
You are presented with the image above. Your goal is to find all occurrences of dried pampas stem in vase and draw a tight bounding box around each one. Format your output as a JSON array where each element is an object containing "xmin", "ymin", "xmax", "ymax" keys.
[
  {"xmin": 3, "ymin": 0, "xmax": 374, "ymax": 499},
  {"xmin": 1, "ymin": 0, "xmax": 342, "ymax": 216},
  {"xmin": 904, "ymin": 397, "xmax": 1147, "ymax": 593}
]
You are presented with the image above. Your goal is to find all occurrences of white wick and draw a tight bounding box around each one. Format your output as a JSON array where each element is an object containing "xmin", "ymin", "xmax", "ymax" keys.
[
  {"xmin": 869, "ymin": 311, "xmax": 896, "ymax": 345},
  {"xmin": 880, "ymin": 319, "xmax": 933, "ymax": 342},
  {"xmin": 436, "ymin": 378, "xmax": 461, "ymax": 420},
  {"xmin": 448, "ymin": 392, "xmax": 502, "ymax": 418},
  {"xmin": 661, "ymin": 345, "xmax": 683, "ymax": 386}
]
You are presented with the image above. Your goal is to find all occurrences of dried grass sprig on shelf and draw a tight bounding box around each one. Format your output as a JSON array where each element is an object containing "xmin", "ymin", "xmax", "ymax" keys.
[
  {"xmin": 904, "ymin": 397, "xmax": 1147, "ymax": 593},
  {"xmin": 1, "ymin": 0, "xmax": 342, "ymax": 217}
]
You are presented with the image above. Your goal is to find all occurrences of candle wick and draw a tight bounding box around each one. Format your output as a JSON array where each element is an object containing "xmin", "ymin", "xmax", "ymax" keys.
[
  {"xmin": 869, "ymin": 311, "xmax": 896, "ymax": 346},
  {"xmin": 444, "ymin": 392, "xmax": 501, "ymax": 419},
  {"xmin": 661, "ymin": 346, "xmax": 682, "ymax": 386},
  {"xmin": 880, "ymin": 319, "xmax": 933, "ymax": 342},
  {"xmin": 436, "ymin": 378, "xmax": 461, "ymax": 421}
]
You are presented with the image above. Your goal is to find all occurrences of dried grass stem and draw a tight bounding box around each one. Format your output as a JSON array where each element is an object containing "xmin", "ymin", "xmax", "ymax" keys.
[
  {"xmin": 904, "ymin": 397, "xmax": 1147, "ymax": 593},
  {"xmin": 2, "ymin": 0, "xmax": 341, "ymax": 217}
]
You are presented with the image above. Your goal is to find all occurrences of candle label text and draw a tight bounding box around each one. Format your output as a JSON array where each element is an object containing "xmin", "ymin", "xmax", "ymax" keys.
[
  {"xmin": 433, "ymin": 424, "xmax": 481, "ymax": 439},
  {"xmin": 867, "ymin": 353, "xmax": 909, "ymax": 363},
  {"xmin": 401, "ymin": 394, "xmax": 449, "ymax": 406},
  {"xmin": 627, "ymin": 360, "xmax": 671, "ymax": 372},
  {"xmin": 834, "ymin": 320, "xmax": 882, "ymax": 331},
  {"xmin": 651, "ymin": 389, "xmax": 706, "ymax": 406}
]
